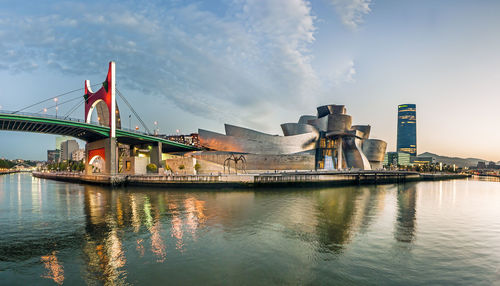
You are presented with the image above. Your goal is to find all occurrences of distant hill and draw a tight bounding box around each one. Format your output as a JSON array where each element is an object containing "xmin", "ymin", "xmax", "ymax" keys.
[{"xmin": 418, "ymin": 152, "xmax": 491, "ymax": 168}]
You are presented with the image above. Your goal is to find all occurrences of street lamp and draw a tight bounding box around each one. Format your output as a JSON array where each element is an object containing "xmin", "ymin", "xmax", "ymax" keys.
[
  {"xmin": 154, "ymin": 121, "xmax": 158, "ymax": 135},
  {"xmin": 129, "ymin": 114, "xmax": 131, "ymax": 130},
  {"xmin": 54, "ymin": 98, "xmax": 58, "ymax": 118}
]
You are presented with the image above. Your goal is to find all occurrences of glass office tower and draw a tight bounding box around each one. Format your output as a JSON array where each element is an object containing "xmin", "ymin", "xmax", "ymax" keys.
[{"xmin": 397, "ymin": 104, "xmax": 417, "ymax": 156}]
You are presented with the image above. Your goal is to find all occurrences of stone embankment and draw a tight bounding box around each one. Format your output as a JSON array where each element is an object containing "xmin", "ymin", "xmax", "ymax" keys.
[
  {"xmin": 0, "ymin": 170, "xmax": 20, "ymax": 175},
  {"xmin": 31, "ymin": 172, "xmax": 126, "ymax": 186},
  {"xmin": 420, "ymin": 173, "xmax": 471, "ymax": 181},
  {"xmin": 32, "ymin": 171, "xmax": 470, "ymax": 188},
  {"xmin": 254, "ymin": 171, "xmax": 420, "ymax": 186}
]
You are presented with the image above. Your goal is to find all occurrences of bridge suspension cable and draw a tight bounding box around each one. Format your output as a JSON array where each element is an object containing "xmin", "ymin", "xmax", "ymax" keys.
[
  {"xmin": 37, "ymin": 95, "xmax": 82, "ymax": 114},
  {"xmin": 11, "ymin": 84, "xmax": 101, "ymax": 114},
  {"xmin": 116, "ymin": 88, "xmax": 152, "ymax": 135},
  {"xmin": 7, "ymin": 81, "xmax": 154, "ymax": 135},
  {"xmin": 62, "ymin": 88, "xmax": 102, "ymax": 119},
  {"xmin": 62, "ymin": 97, "xmax": 85, "ymax": 119}
]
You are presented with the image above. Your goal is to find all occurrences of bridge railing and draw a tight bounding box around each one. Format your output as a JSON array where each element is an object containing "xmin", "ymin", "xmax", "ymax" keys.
[
  {"xmin": 1, "ymin": 110, "xmax": 90, "ymax": 123},
  {"xmin": 0, "ymin": 109, "xmax": 154, "ymax": 136}
]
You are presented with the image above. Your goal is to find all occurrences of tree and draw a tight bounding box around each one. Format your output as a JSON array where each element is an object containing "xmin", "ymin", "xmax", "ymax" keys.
[
  {"xmin": 77, "ymin": 162, "xmax": 85, "ymax": 172},
  {"xmin": 0, "ymin": 159, "xmax": 15, "ymax": 169},
  {"xmin": 146, "ymin": 163, "xmax": 158, "ymax": 173},
  {"xmin": 194, "ymin": 163, "xmax": 201, "ymax": 173},
  {"xmin": 60, "ymin": 161, "xmax": 68, "ymax": 171}
]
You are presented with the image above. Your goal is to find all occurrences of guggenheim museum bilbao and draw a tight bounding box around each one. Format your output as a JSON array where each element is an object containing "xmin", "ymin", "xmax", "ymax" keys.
[{"xmin": 194, "ymin": 104, "xmax": 387, "ymax": 172}]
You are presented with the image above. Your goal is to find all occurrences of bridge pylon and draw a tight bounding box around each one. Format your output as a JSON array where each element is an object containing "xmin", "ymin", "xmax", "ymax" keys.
[{"xmin": 84, "ymin": 62, "xmax": 119, "ymax": 175}]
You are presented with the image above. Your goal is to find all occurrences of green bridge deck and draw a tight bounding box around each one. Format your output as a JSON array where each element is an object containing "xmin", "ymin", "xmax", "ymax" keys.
[{"xmin": 0, "ymin": 112, "xmax": 199, "ymax": 152}]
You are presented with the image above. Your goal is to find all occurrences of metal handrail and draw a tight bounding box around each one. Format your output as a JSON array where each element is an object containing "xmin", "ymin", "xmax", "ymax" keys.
[{"xmin": 0, "ymin": 109, "xmax": 152, "ymax": 135}]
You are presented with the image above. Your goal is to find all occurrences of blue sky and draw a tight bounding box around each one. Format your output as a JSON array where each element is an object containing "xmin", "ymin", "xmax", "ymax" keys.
[{"xmin": 1, "ymin": 0, "xmax": 500, "ymax": 161}]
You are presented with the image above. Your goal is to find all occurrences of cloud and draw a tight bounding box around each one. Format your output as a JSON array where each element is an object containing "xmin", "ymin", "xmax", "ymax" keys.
[
  {"xmin": 0, "ymin": 0, "xmax": 321, "ymax": 129},
  {"xmin": 329, "ymin": 0, "xmax": 372, "ymax": 29},
  {"xmin": 334, "ymin": 60, "xmax": 356, "ymax": 85}
]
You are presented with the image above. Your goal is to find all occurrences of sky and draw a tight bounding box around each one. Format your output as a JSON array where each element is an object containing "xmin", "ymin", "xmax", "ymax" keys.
[{"xmin": 1, "ymin": 0, "xmax": 500, "ymax": 161}]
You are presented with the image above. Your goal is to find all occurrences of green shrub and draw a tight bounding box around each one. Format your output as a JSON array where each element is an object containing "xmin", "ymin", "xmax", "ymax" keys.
[
  {"xmin": 77, "ymin": 162, "xmax": 85, "ymax": 172},
  {"xmin": 146, "ymin": 163, "xmax": 158, "ymax": 173},
  {"xmin": 194, "ymin": 163, "xmax": 201, "ymax": 172}
]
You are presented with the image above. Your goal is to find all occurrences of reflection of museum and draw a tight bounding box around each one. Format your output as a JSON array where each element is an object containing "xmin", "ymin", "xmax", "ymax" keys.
[{"xmin": 198, "ymin": 104, "xmax": 387, "ymax": 171}]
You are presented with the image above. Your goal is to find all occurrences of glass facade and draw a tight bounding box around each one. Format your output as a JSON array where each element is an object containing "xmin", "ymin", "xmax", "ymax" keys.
[
  {"xmin": 315, "ymin": 133, "xmax": 343, "ymax": 170},
  {"xmin": 383, "ymin": 152, "xmax": 411, "ymax": 166},
  {"xmin": 397, "ymin": 104, "xmax": 417, "ymax": 156}
]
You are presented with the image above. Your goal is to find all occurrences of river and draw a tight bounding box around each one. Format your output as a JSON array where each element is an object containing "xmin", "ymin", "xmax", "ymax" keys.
[{"xmin": 1, "ymin": 173, "xmax": 499, "ymax": 285}]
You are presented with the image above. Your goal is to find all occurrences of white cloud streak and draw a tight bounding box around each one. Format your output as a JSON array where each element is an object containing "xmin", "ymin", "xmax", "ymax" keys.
[
  {"xmin": 329, "ymin": 0, "xmax": 372, "ymax": 29},
  {"xmin": 325, "ymin": 60, "xmax": 357, "ymax": 88}
]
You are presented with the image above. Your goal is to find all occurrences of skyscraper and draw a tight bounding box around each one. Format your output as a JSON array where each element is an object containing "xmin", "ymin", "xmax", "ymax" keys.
[{"xmin": 397, "ymin": 104, "xmax": 417, "ymax": 157}]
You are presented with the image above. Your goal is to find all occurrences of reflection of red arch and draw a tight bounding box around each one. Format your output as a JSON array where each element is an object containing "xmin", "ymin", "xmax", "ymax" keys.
[
  {"xmin": 84, "ymin": 61, "xmax": 120, "ymax": 137},
  {"xmin": 88, "ymin": 148, "xmax": 106, "ymax": 163}
]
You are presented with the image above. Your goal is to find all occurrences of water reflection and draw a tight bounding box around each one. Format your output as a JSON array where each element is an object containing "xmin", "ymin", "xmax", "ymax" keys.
[
  {"xmin": 5, "ymin": 174, "xmax": 500, "ymax": 285},
  {"xmin": 80, "ymin": 186, "xmax": 211, "ymax": 284},
  {"xmin": 151, "ymin": 213, "xmax": 167, "ymax": 262},
  {"xmin": 41, "ymin": 251, "xmax": 64, "ymax": 285},
  {"xmin": 79, "ymin": 183, "xmax": 417, "ymax": 273},
  {"xmin": 315, "ymin": 188, "xmax": 360, "ymax": 253},
  {"xmin": 169, "ymin": 202, "xmax": 184, "ymax": 251},
  {"xmin": 314, "ymin": 185, "xmax": 390, "ymax": 253},
  {"xmin": 82, "ymin": 189, "xmax": 127, "ymax": 284},
  {"xmin": 395, "ymin": 183, "xmax": 417, "ymax": 243}
]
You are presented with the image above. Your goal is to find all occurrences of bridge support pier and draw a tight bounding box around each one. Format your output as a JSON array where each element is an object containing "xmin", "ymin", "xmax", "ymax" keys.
[
  {"xmin": 109, "ymin": 138, "xmax": 117, "ymax": 175},
  {"xmin": 150, "ymin": 142, "xmax": 162, "ymax": 169},
  {"xmin": 85, "ymin": 138, "xmax": 118, "ymax": 175}
]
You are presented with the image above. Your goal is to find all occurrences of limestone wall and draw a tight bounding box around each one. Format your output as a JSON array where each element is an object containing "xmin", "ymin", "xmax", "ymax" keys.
[
  {"xmin": 122, "ymin": 156, "xmax": 149, "ymax": 175},
  {"xmin": 191, "ymin": 152, "xmax": 315, "ymax": 173},
  {"xmin": 164, "ymin": 157, "xmax": 197, "ymax": 175}
]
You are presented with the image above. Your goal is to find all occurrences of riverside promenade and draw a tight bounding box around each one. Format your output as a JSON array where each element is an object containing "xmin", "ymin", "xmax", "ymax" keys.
[{"xmin": 31, "ymin": 171, "xmax": 469, "ymax": 188}]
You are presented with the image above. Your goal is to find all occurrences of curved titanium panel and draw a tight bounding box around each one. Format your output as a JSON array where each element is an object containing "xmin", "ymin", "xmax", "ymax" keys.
[
  {"xmin": 343, "ymin": 136, "xmax": 371, "ymax": 170},
  {"xmin": 307, "ymin": 116, "xmax": 328, "ymax": 132},
  {"xmin": 298, "ymin": 115, "xmax": 316, "ymax": 124},
  {"xmin": 223, "ymin": 124, "xmax": 319, "ymax": 153},
  {"xmin": 362, "ymin": 139, "xmax": 387, "ymax": 162},
  {"xmin": 327, "ymin": 114, "xmax": 352, "ymax": 133},
  {"xmin": 224, "ymin": 124, "xmax": 275, "ymax": 138},
  {"xmin": 199, "ymin": 128, "xmax": 318, "ymax": 155},
  {"xmin": 199, "ymin": 129, "xmax": 249, "ymax": 153},
  {"xmin": 317, "ymin": 104, "xmax": 346, "ymax": 118},
  {"xmin": 280, "ymin": 123, "xmax": 318, "ymax": 136},
  {"xmin": 351, "ymin": 125, "xmax": 371, "ymax": 139}
]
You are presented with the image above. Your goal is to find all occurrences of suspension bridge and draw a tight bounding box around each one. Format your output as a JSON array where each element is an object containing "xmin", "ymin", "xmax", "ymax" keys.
[{"xmin": 0, "ymin": 62, "xmax": 199, "ymax": 175}]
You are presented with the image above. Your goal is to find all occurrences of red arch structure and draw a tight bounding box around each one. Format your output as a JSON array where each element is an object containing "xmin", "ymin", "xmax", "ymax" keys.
[
  {"xmin": 84, "ymin": 62, "xmax": 120, "ymax": 175},
  {"xmin": 84, "ymin": 61, "xmax": 120, "ymax": 138},
  {"xmin": 88, "ymin": 148, "xmax": 106, "ymax": 163}
]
